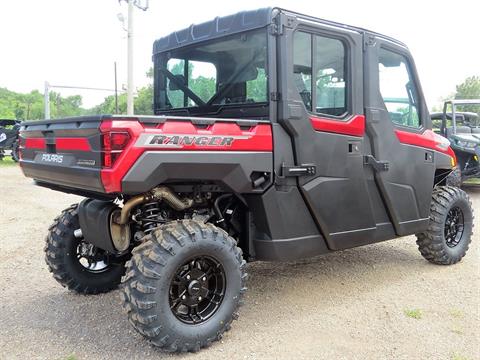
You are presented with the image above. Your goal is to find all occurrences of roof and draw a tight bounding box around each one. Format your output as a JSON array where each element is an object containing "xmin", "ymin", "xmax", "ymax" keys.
[
  {"xmin": 153, "ymin": 8, "xmax": 272, "ymax": 55},
  {"xmin": 152, "ymin": 7, "xmax": 406, "ymax": 56},
  {"xmin": 445, "ymin": 99, "xmax": 480, "ymax": 105}
]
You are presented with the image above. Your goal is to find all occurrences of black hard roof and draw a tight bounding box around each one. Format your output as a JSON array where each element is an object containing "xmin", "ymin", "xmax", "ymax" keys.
[
  {"xmin": 153, "ymin": 8, "xmax": 272, "ymax": 55},
  {"xmin": 152, "ymin": 7, "xmax": 406, "ymax": 56}
]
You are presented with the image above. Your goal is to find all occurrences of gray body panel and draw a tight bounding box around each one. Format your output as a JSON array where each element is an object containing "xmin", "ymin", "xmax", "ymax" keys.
[
  {"xmin": 363, "ymin": 34, "xmax": 435, "ymax": 235},
  {"xmin": 122, "ymin": 151, "xmax": 273, "ymax": 194}
]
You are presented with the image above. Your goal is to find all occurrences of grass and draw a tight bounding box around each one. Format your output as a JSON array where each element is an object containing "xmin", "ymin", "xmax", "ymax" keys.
[
  {"xmin": 403, "ymin": 308, "xmax": 422, "ymax": 319},
  {"xmin": 464, "ymin": 177, "xmax": 480, "ymax": 185},
  {"xmin": 451, "ymin": 327, "xmax": 464, "ymax": 335},
  {"xmin": 451, "ymin": 353, "xmax": 469, "ymax": 360},
  {"xmin": 65, "ymin": 355, "xmax": 77, "ymax": 360},
  {"xmin": 0, "ymin": 156, "xmax": 17, "ymax": 166},
  {"xmin": 449, "ymin": 309, "xmax": 464, "ymax": 318}
]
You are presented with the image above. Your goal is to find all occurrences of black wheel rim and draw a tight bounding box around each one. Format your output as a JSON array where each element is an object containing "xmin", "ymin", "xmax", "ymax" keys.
[
  {"xmin": 76, "ymin": 240, "xmax": 110, "ymax": 273},
  {"xmin": 169, "ymin": 256, "xmax": 226, "ymax": 325},
  {"xmin": 444, "ymin": 206, "xmax": 465, "ymax": 248}
]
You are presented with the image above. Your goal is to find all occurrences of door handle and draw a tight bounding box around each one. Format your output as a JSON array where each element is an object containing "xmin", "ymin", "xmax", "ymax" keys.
[
  {"xmin": 364, "ymin": 155, "xmax": 389, "ymax": 172},
  {"xmin": 280, "ymin": 163, "xmax": 316, "ymax": 177}
]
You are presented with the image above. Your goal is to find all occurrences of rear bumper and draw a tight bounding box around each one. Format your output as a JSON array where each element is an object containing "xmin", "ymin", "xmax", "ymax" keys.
[{"xmin": 20, "ymin": 161, "xmax": 104, "ymax": 193}]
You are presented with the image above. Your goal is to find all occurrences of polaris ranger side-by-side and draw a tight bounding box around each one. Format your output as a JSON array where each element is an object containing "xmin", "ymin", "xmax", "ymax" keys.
[{"xmin": 19, "ymin": 8, "xmax": 473, "ymax": 353}]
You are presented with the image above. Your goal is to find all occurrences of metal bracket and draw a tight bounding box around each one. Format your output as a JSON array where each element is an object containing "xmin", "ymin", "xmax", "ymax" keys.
[
  {"xmin": 270, "ymin": 13, "xmax": 296, "ymax": 35},
  {"xmin": 281, "ymin": 163, "xmax": 316, "ymax": 177},
  {"xmin": 364, "ymin": 155, "xmax": 389, "ymax": 172},
  {"xmin": 270, "ymin": 92, "xmax": 281, "ymax": 101},
  {"xmin": 363, "ymin": 33, "xmax": 376, "ymax": 50}
]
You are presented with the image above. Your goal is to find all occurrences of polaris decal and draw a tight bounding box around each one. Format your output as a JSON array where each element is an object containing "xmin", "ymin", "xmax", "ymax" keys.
[
  {"xmin": 41, "ymin": 154, "xmax": 64, "ymax": 163},
  {"xmin": 135, "ymin": 133, "xmax": 250, "ymax": 148}
]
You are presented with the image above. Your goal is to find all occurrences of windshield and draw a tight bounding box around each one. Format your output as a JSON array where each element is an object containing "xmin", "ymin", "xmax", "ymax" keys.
[
  {"xmin": 452, "ymin": 103, "xmax": 480, "ymax": 127},
  {"xmin": 153, "ymin": 29, "xmax": 268, "ymax": 118}
]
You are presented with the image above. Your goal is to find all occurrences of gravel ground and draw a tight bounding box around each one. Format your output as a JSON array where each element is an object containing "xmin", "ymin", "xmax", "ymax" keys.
[{"xmin": 0, "ymin": 164, "xmax": 479, "ymax": 360}]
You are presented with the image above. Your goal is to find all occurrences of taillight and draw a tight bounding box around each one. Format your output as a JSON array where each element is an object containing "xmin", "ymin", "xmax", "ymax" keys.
[
  {"xmin": 18, "ymin": 137, "xmax": 24, "ymax": 161},
  {"xmin": 101, "ymin": 131, "xmax": 131, "ymax": 168}
]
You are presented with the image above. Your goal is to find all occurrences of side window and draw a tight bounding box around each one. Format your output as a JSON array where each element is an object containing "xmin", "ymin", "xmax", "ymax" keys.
[
  {"xmin": 293, "ymin": 32, "xmax": 312, "ymax": 111},
  {"xmin": 315, "ymin": 36, "xmax": 347, "ymax": 116},
  {"xmin": 293, "ymin": 31, "xmax": 348, "ymax": 116},
  {"xmin": 378, "ymin": 48, "xmax": 421, "ymax": 128}
]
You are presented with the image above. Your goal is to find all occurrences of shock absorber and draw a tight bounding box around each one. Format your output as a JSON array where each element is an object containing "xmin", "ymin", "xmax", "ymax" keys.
[{"xmin": 139, "ymin": 202, "xmax": 164, "ymax": 234}]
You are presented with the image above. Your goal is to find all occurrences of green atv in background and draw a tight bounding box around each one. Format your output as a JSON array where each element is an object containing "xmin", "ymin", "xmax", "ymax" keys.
[{"xmin": 431, "ymin": 99, "xmax": 480, "ymax": 185}]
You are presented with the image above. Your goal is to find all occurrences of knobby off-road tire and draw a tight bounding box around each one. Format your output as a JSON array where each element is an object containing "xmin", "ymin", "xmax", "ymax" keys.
[
  {"xmin": 11, "ymin": 141, "xmax": 19, "ymax": 162},
  {"xmin": 445, "ymin": 166, "xmax": 462, "ymax": 187},
  {"xmin": 120, "ymin": 220, "xmax": 247, "ymax": 353},
  {"xmin": 416, "ymin": 186, "xmax": 474, "ymax": 265},
  {"xmin": 45, "ymin": 204, "xmax": 126, "ymax": 294}
]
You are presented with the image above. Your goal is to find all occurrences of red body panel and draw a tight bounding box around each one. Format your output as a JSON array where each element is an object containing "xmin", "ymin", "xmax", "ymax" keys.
[
  {"xmin": 24, "ymin": 138, "xmax": 46, "ymax": 149},
  {"xmin": 100, "ymin": 119, "xmax": 273, "ymax": 193},
  {"xmin": 136, "ymin": 121, "xmax": 273, "ymax": 151},
  {"xmin": 55, "ymin": 138, "xmax": 92, "ymax": 151},
  {"xmin": 23, "ymin": 137, "xmax": 91, "ymax": 151},
  {"xmin": 395, "ymin": 129, "xmax": 456, "ymax": 160},
  {"xmin": 309, "ymin": 115, "xmax": 365, "ymax": 137}
]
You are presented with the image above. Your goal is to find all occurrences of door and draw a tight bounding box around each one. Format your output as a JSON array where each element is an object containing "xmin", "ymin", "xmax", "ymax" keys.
[
  {"xmin": 363, "ymin": 33, "xmax": 435, "ymax": 235},
  {"xmin": 277, "ymin": 15, "xmax": 383, "ymax": 250}
]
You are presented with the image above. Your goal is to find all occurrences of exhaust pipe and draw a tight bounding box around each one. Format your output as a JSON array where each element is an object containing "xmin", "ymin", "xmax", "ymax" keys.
[
  {"xmin": 116, "ymin": 186, "xmax": 194, "ymax": 225},
  {"xmin": 110, "ymin": 186, "xmax": 193, "ymax": 251}
]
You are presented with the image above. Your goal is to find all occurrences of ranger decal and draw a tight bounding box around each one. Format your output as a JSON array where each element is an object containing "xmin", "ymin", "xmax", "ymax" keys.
[{"xmin": 135, "ymin": 133, "xmax": 250, "ymax": 148}]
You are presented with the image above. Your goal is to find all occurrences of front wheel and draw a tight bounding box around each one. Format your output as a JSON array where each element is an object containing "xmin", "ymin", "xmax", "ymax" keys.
[
  {"xmin": 416, "ymin": 186, "xmax": 474, "ymax": 265},
  {"xmin": 120, "ymin": 220, "xmax": 247, "ymax": 353},
  {"xmin": 45, "ymin": 204, "xmax": 126, "ymax": 294}
]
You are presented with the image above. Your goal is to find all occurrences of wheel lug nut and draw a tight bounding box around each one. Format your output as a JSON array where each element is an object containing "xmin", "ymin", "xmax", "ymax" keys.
[
  {"xmin": 182, "ymin": 295, "xmax": 186, "ymax": 300},
  {"xmin": 186, "ymin": 275, "xmax": 191, "ymax": 280},
  {"xmin": 202, "ymin": 277, "xmax": 206, "ymax": 281},
  {"xmin": 198, "ymin": 296, "xmax": 202, "ymax": 301}
]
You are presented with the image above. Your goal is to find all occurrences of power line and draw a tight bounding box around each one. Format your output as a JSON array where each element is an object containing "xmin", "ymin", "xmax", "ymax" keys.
[{"xmin": 48, "ymin": 84, "xmax": 116, "ymax": 92}]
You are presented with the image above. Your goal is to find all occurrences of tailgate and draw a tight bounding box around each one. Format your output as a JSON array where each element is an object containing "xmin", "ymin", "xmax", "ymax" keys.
[{"xmin": 19, "ymin": 116, "xmax": 105, "ymax": 193}]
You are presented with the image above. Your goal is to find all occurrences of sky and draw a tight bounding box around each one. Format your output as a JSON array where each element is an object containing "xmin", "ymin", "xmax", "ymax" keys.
[{"xmin": 0, "ymin": 0, "xmax": 478, "ymax": 110}]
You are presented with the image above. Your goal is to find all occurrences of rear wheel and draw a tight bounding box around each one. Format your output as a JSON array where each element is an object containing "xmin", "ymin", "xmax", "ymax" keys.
[
  {"xmin": 120, "ymin": 220, "xmax": 247, "ymax": 353},
  {"xmin": 45, "ymin": 204, "xmax": 126, "ymax": 294},
  {"xmin": 416, "ymin": 186, "xmax": 474, "ymax": 265},
  {"xmin": 11, "ymin": 141, "xmax": 19, "ymax": 162}
]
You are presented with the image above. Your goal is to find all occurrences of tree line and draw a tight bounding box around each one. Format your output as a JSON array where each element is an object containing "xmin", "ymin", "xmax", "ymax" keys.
[{"xmin": 0, "ymin": 74, "xmax": 478, "ymax": 121}]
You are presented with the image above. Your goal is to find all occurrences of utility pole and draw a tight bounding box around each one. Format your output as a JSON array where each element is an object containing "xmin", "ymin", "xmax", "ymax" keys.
[
  {"xmin": 126, "ymin": 0, "xmax": 134, "ymax": 115},
  {"xmin": 119, "ymin": 0, "xmax": 149, "ymax": 115},
  {"xmin": 44, "ymin": 81, "xmax": 50, "ymax": 120},
  {"xmin": 114, "ymin": 61, "xmax": 119, "ymax": 114}
]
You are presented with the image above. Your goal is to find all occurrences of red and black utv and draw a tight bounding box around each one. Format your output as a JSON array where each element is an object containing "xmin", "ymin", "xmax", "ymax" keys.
[{"xmin": 19, "ymin": 8, "xmax": 473, "ymax": 353}]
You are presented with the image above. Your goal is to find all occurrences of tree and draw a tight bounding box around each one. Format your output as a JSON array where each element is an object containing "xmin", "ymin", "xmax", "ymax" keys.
[
  {"xmin": 0, "ymin": 87, "xmax": 86, "ymax": 120},
  {"xmin": 455, "ymin": 76, "xmax": 480, "ymax": 113},
  {"xmin": 88, "ymin": 68, "xmax": 154, "ymax": 115},
  {"xmin": 455, "ymin": 76, "xmax": 480, "ymax": 100}
]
